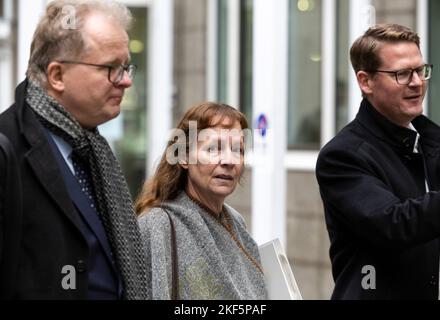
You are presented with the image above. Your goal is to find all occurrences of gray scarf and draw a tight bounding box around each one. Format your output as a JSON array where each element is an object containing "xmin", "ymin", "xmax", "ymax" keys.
[
  {"xmin": 138, "ymin": 192, "xmax": 268, "ymax": 300},
  {"xmin": 26, "ymin": 80, "xmax": 148, "ymax": 300}
]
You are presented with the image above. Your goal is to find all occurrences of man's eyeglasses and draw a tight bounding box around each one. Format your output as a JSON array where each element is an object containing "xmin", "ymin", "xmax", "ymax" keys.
[
  {"xmin": 370, "ymin": 64, "xmax": 433, "ymax": 85},
  {"xmin": 58, "ymin": 60, "xmax": 137, "ymax": 85}
]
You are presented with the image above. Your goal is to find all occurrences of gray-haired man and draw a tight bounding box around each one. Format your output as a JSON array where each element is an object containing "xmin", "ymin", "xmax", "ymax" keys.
[{"xmin": 0, "ymin": 0, "xmax": 147, "ymax": 299}]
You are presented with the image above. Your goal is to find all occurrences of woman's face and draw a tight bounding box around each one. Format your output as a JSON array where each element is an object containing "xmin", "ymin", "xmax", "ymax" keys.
[{"xmin": 184, "ymin": 117, "xmax": 245, "ymax": 206}]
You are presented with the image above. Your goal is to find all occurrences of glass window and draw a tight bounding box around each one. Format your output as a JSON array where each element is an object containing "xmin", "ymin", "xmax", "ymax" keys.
[
  {"xmin": 217, "ymin": 0, "xmax": 252, "ymax": 121},
  {"xmin": 100, "ymin": 7, "xmax": 148, "ymax": 199},
  {"xmin": 218, "ymin": 0, "xmax": 229, "ymax": 103},
  {"xmin": 240, "ymin": 0, "xmax": 253, "ymax": 125},
  {"xmin": 429, "ymin": 0, "xmax": 440, "ymax": 123},
  {"xmin": 287, "ymin": 0, "xmax": 322, "ymax": 150},
  {"xmin": 336, "ymin": 0, "xmax": 349, "ymax": 133}
]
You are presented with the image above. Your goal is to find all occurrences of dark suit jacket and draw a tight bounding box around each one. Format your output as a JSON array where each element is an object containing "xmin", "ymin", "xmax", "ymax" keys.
[
  {"xmin": 316, "ymin": 99, "xmax": 440, "ymax": 300},
  {"xmin": 0, "ymin": 79, "xmax": 118, "ymax": 299},
  {"xmin": 0, "ymin": 133, "xmax": 22, "ymax": 299}
]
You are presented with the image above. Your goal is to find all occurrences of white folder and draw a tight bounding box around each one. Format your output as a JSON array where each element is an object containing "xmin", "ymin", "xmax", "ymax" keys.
[{"xmin": 259, "ymin": 238, "xmax": 303, "ymax": 300}]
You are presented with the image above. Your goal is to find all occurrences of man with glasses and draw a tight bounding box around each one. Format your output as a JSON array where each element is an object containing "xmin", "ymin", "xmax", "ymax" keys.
[
  {"xmin": 316, "ymin": 24, "xmax": 440, "ymax": 299},
  {"xmin": 0, "ymin": 0, "xmax": 147, "ymax": 299}
]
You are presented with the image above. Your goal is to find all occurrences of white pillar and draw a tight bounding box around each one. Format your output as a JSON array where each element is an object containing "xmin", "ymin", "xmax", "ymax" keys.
[
  {"xmin": 321, "ymin": 0, "xmax": 337, "ymax": 146},
  {"xmin": 252, "ymin": 0, "xmax": 288, "ymax": 247},
  {"xmin": 227, "ymin": 0, "xmax": 240, "ymax": 108},
  {"xmin": 0, "ymin": 0, "xmax": 14, "ymax": 112},
  {"xmin": 348, "ymin": 0, "xmax": 373, "ymax": 121},
  {"xmin": 17, "ymin": 0, "xmax": 46, "ymax": 84},
  {"xmin": 147, "ymin": 0, "xmax": 174, "ymax": 175},
  {"xmin": 417, "ymin": 0, "xmax": 428, "ymax": 60},
  {"xmin": 206, "ymin": 0, "xmax": 218, "ymax": 101},
  {"xmin": 417, "ymin": 0, "xmax": 429, "ymax": 116},
  {"xmin": 206, "ymin": 0, "xmax": 240, "ymax": 108}
]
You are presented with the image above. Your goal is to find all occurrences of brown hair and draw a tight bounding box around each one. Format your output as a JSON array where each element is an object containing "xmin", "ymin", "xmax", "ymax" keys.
[
  {"xmin": 135, "ymin": 102, "xmax": 249, "ymax": 215},
  {"xmin": 27, "ymin": 0, "xmax": 133, "ymax": 85},
  {"xmin": 350, "ymin": 24, "xmax": 420, "ymax": 73}
]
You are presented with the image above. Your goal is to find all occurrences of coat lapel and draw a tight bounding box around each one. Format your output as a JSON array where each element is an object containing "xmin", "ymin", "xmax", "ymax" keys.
[{"xmin": 20, "ymin": 96, "xmax": 84, "ymax": 232}]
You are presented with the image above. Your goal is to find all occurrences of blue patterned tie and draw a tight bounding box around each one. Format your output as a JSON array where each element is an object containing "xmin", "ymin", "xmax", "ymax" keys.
[{"xmin": 71, "ymin": 152, "xmax": 99, "ymax": 214}]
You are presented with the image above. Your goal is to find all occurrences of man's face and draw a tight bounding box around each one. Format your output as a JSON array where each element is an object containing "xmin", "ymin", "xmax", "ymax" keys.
[
  {"xmin": 359, "ymin": 42, "xmax": 428, "ymax": 127},
  {"xmin": 60, "ymin": 13, "xmax": 132, "ymax": 129}
]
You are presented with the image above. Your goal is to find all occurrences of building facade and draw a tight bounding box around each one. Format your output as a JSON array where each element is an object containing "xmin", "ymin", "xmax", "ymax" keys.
[{"xmin": 0, "ymin": 0, "xmax": 438, "ymax": 299}]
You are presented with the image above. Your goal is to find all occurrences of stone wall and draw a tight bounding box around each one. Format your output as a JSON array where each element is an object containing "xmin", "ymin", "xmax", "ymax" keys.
[
  {"xmin": 173, "ymin": 0, "xmax": 207, "ymax": 125},
  {"xmin": 373, "ymin": 0, "xmax": 418, "ymax": 29}
]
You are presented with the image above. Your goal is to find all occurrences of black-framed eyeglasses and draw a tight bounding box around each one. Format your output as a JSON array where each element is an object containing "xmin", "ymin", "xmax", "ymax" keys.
[
  {"xmin": 58, "ymin": 60, "xmax": 137, "ymax": 85},
  {"xmin": 370, "ymin": 64, "xmax": 433, "ymax": 85}
]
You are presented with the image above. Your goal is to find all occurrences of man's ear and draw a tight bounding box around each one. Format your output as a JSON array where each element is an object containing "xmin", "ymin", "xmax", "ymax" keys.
[
  {"xmin": 46, "ymin": 62, "xmax": 65, "ymax": 93},
  {"xmin": 357, "ymin": 71, "xmax": 373, "ymax": 96}
]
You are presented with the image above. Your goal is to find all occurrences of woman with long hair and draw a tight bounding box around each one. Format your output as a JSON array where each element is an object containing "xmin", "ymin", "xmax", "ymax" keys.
[{"xmin": 136, "ymin": 102, "xmax": 267, "ymax": 300}]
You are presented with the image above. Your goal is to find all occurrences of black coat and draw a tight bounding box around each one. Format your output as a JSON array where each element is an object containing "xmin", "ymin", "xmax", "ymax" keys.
[
  {"xmin": 0, "ymin": 132, "xmax": 22, "ymax": 299},
  {"xmin": 0, "ymin": 80, "xmax": 91, "ymax": 299},
  {"xmin": 316, "ymin": 99, "xmax": 440, "ymax": 300}
]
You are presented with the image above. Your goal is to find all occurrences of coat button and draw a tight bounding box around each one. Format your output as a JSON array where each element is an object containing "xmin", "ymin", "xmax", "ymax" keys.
[
  {"xmin": 77, "ymin": 260, "xmax": 87, "ymax": 273},
  {"xmin": 429, "ymin": 276, "xmax": 437, "ymax": 286},
  {"xmin": 402, "ymin": 137, "xmax": 412, "ymax": 148}
]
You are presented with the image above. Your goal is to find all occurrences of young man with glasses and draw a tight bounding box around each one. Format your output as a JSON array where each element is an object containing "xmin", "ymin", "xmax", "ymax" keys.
[
  {"xmin": 316, "ymin": 24, "xmax": 440, "ymax": 299},
  {"xmin": 0, "ymin": 0, "xmax": 147, "ymax": 299}
]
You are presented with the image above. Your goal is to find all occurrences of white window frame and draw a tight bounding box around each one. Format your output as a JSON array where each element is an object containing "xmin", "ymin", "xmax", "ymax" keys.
[
  {"xmin": 417, "ymin": 0, "xmax": 428, "ymax": 63},
  {"xmin": 417, "ymin": 0, "xmax": 428, "ymax": 116},
  {"xmin": 206, "ymin": 0, "xmax": 218, "ymax": 101},
  {"xmin": 0, "ymin": 0, "xmax": 14, "ymax": 112},
  {"xmin": 206, "ymin": 0, "xmax": 240, "ymax": 108},
  {"xmin": 252, "ymin": 0, "xmax": 288, "ymax": 246},
  {"xmin": 140, "ymin": 0, "xmax": 173, "ymax": 176},
  {"xmin": 285, "ymin": 0, "xmax": 336, "ymax": 172}
]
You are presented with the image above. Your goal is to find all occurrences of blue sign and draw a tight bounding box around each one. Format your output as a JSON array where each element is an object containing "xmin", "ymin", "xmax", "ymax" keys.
[{"xmin": 256, "ymin": 114, "xmax": 268, "ymax": 138}]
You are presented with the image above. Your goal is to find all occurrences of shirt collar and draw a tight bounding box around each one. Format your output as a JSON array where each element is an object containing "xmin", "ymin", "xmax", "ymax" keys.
[
  {"xmin": 357, "ymin": 99, "xmax": 419, "ymax": 153},
  {"xmin": 408, "ymin": 123, "xmax": 421, "ymax": 154},
  {"xmin": 47, "ymin": 130, "xmax": 74, "ymax": 174}
]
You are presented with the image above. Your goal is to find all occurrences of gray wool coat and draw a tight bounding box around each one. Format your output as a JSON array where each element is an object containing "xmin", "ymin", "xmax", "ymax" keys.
[{"xmin": 138, "ymin": 192, "xmax": 268, "ymax": 300}]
